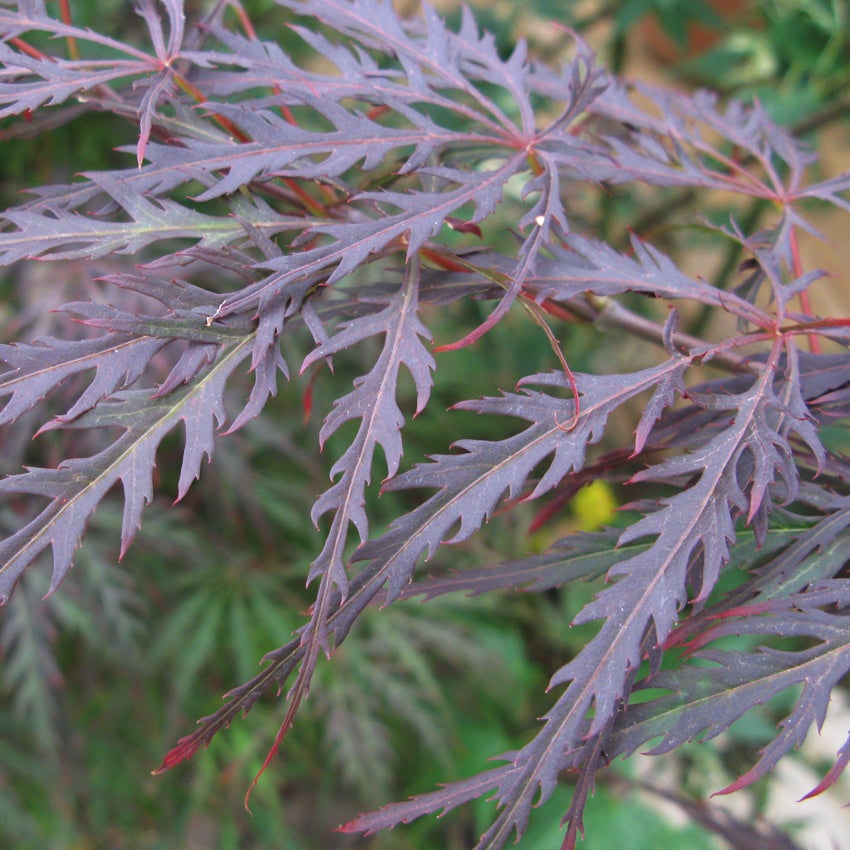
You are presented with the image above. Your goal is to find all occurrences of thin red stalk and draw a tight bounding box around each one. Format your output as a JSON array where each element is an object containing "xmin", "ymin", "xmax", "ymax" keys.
[
  {"xmin": 269, "ymin": 100, "xmax": 332, "ymax": 216},
  {"xmin": 278, "ymin": 102, "xmax": 298, "ymax": 125},
  {"xmin": 781, "ymin": 317, "xmax": 850, "ymax": 334},
  {"xmin": 58, "ymin": 0, "xmax": 81, "ymax": 60},
  {"xmin": 419, "ymin": 245, "xmax": 475, "ymax": 274},
  {"xmin": 282, "ymin": 180, "xmax": 330, "ymax": 218},
  {"xmin": 9, "ymin": 37, "xmax": 50, "ymax": 62},
  {"xmin": 420, "ymin": 245, "xmax": 581, "ymax": 422},
  {"xmin": 171, "ymin": 73, "xmax": 249, "ymax": 142},
  {"xmin": 538, "ymin": 298, "xmax": 586, "ymax": 324},
  {"xmin": 228, "ymin": 0, "xmax": 258, "ymax": 40},
  {"xmin": 172, "ymin": 72, "xmax": 329, "ymax": 216},
  {"xmin": 789, "ymin": 227, "xmax": 822, "ymax": 353}
]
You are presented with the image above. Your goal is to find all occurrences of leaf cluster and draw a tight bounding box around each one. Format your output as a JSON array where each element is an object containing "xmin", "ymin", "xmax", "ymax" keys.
[{"xmin": 1, "ymin": 1, "xmax": 850, "ymax": 847}]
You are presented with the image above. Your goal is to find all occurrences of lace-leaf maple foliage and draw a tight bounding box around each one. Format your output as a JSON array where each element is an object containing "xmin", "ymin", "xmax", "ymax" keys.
[{"xmin": 1, "ymin": 0, "xmax": 850, "ymax": 847}]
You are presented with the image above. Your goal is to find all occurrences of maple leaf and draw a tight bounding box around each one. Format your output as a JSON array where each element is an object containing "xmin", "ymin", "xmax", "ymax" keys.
[
  {"xmin": 143, "ymin": 97, "xmax": 472, "ymax": 201},
  {"xmin": 609, "ymin": 590, "xmax": 850, "ymax": 799},
  {"xmin": 0, "ymin": 172, "xmax": 299, "ymax": 262},
  {"xmin": 0, "ymin": 333, "xmax": 267, "ymax": 602},
  {"xmin": 355, "ymin": 360, "xmax": 690, "ymax": 606},
  {"xmin": 343, "ymin": 350, "xmax": 831, "ymax": 848},
  {"xmin": 0, "ymin": 333, "xmax": 167, "ymax": 425},
  {"xmin": 302, "ymin": 257, "xmax": 434, "ymax": 596},
  {"xmin": 0, "ymin": 0, "xmax": 190, "ymax": 165}
]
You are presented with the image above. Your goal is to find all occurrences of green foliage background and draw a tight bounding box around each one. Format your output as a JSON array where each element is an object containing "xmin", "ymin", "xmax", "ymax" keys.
[{"xmin": 0, "ymin": 1, "xmax": 848, "ymax": 848}]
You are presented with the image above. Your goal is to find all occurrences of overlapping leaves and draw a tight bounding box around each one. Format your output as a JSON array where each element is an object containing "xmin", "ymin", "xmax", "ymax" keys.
[{"xmin": 1, "ymin": 1, "xmax": 849, "ymax": 849}]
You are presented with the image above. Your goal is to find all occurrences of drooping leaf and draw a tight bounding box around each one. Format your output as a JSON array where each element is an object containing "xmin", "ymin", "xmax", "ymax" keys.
[
  {"xmin": 609, "ymin": 597, "xmax": 850, "ymax": 799},
  {"xmin": 0, "ymin": 335, "xmax": 262, "ymax": 602},
  {"xmin": 302, "ymin": 257, "xmax": 434, "ymax": 599}
]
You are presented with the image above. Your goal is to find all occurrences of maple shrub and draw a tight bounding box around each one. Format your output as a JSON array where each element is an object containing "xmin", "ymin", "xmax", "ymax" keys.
[{"xmin": 2, "ymin": 0, "xmax": 850, "ymax": 847}]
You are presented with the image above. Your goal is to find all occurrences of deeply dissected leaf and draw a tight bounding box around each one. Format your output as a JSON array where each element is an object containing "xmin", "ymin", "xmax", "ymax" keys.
[
  {"xmin": 0, "ymin": 332, "xmax": 167, "ymax": 425},
  {"xmin": 302, "ymin": 257, "xmax": 434, "ymax": 597},
  {"xmin": 0, "ymin": 44, "xmax": 148, "ymax": 117},
  {"xmin": 143, "ymin": 98, "xmax": 475, "ymax": 201},
  {"xmin": 396, "ymin": 528, "xmax": 630, "ymax": 600},
  {"xmin": 609, "ymin": 598, "xmax": 850, "ymax": 798},
  {"xmin": 0, "ymin": 335, "xmax": 262, "ymax": 602},
  {"xmin": 0, "ymin": 173, "xmax": 299, "ymax": 262},
  {"xmin": 218, "ymin": 157, "xmax": 529, "ymax": 322},
  {"xmin": 344, "ymin": 361, "xmax": 691, "ymax": 618}
]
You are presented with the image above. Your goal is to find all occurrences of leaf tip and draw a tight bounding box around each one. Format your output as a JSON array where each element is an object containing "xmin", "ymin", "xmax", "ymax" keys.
[
  {"xmin": 153, "ymin": 735, "xmax": 204, "ymax": 774},
  {"xmin": 711, "ymin": 773, "xmax": 751, "ymax": 797}
]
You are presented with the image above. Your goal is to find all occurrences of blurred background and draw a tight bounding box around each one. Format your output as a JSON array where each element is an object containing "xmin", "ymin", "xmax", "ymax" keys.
[{"xmin": 0, "ymin": 1, "xmax": 849, "ymax": 848}]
